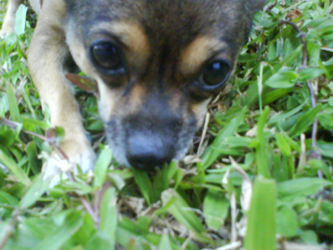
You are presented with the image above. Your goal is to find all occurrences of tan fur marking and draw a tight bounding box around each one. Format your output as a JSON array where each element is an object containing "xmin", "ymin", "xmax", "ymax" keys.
[
  {"xmin": 97, "ymin": 80, "xmax": 120, "ymax": 122},
  {"xmin": 168, "ymin": 92, "xmax": 181, "ymax": 112},
  {"xmin": 191, "ymin": 99, "xmax": 211, "ymax": 128},
  {"xmin": 90, "ymin": 22, "xmax": 150, "ymax": 60},
  {"xmin": 98, "ymin": 82, "xmax": 145, "ymax": 122},
  {"xmin": 169, "ymin": 93, "xmax": 211, "ymax": 129},
  {"xmin": 127, "ymin": 84, "xmax": 145, "ymax": 114},
  {"xmin": 66, "ymin": 32, "xmax": 97, "ymax": 79},
  {"xmin": 180, "ymin": 37, "xmax": 228, "ymax": 75}
]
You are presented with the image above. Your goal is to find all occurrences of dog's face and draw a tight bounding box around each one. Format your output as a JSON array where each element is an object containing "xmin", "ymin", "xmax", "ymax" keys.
[{"xmin": 65, "ymin": 0, "xmax": 264, "ymax": 170}]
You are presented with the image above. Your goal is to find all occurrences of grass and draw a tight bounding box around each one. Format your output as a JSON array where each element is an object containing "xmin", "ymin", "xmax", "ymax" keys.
[{"xmin": 0, "ymin": 0, "xmax": 333, "ymax": 249}]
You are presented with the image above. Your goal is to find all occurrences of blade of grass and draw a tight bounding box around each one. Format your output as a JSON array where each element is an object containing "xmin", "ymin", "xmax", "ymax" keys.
[
  {"xmin": 6, "ymin": 84, "xmax": 21, "ymax": 122},
  {"xmin": 34, "ymin": 211, "xmax": 83, "ymax": 250},
  {"xmin": 158, "ymin": 233, "xmax": 172, "ymax": 250},
  {"xmin": 86, "ymin": 188, "xmax": 117, "ymax": 250},
  {"xmin": 161, "ymin": 189, "xmax": 211, "ymax": 243},
  {"xmin": 202, "ymin": 107, "xmax": 247, "ymax": 169},
  {"xmin": 245, "ymin": 177, "xmax": 277, "ymax": 250},
  {"xmin": 19, "ymin": 174, "xmax": 51, "ymax": 210},
  {"xmin": 277, "ymin": 178, "xmax": 332, "ymax": 198},
  {"xmin": 255, "ymin": 106, "xmax": 271, "ymax": 178},
  {"xmin": 288, "ymin": 104, "xmax": 322, "ymax": 138},
  {"xmin": 93, "ymin": 146, "xmax": 112, "ymax": 189},
  {"xmin": 14, "ymin": 4, "xmax": 28, "ymax": 35},
  {"xmin": 0, "ymin": 150, "xmax": 31, "ymax": 186},
  {"xmin": 134, "ymin": 170, "xmax": 153, "ymax": 205},
  {"xmin": 203, "ymin": 189, "xmax": 229, "ymax": 230}
]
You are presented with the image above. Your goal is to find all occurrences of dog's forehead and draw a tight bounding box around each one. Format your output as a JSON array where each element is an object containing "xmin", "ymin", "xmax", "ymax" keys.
[
  {"xmin": 140, "ymin": 0, "xmax": 241, "ymax": 38},
  {"xmin": 67, "ymin": 0, "xmax": 253, "ymax": 75},
  {"xmin": 68, "ymin": 0, "xmax": 249, "ymax": 40}
]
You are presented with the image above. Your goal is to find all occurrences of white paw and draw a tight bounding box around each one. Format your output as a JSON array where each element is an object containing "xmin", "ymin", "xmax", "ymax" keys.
[
  {"xmin": 0, "ymin": 24, "xmax": 15, "ymax": 38},
  {"xmin": 40, "ymin": 145, "xmax": 96, "ymax": 187}
]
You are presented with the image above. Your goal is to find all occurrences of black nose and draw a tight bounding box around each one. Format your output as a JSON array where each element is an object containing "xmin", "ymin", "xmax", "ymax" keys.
[{"xmin": 126, "ymin": 134, "xmax": 174, "ymax": 171}]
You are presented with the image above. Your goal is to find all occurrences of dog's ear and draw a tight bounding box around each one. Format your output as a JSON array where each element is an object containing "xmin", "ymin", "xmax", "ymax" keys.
[{"xmin": 247, "ymin": 0, "xmax": 267, "ymax": 15}]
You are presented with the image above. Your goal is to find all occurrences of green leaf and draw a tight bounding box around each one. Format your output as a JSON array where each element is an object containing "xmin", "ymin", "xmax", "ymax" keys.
[
  {"xmin": 61, "ymin": 179, "xmax": 93, "ymax": 195},
  {"xmin": 278, "ymin": 178, "xmax": 332, "ymax": 198},
  {"xmin": 256, "ymin": 106, "xmax": 271, "ymax": 178},
  {"xmin": 0, "ymin": 150, "xmax": 31, "ymax": 186},
  {"xmin": 202, "ymin": 107, "xmax": 247, "ymax": 169},
  {"xmin": 288, "ymin": 104, "xmax": 322, "ymax": 138},
  {"xmin": 320, "ymin": 200, "xmax": 333, "ymax": 224},
  {"xmin": 262, "ymin": 88, "xmax": 295, "ymax": 105},
  {"xmin": 6, "ymin": 84, "xmax": 21, "ymax": 121},
  {"xmin": 72, "ymin": 213, "xmax": 96, "ymax": 246},
  {"xmin": 99, "ymin": 188, "xmax": 117, "ymax": 236},
  {"xmin": 318, "ymin": 141, "xmax": 333, "ymax": 158},
  {"xmin": 245, "ymin": 177, "xmax": 277, "ymax": 250},
  {"xmin": 54, "ymin": 126, "xmax": 65, "ymax": 144},
  {"xmin": 26, "ymin": 141, "xmax": 40, "ymax": 174},
  {"xmin": 298, "ymin": 68, "xmax": 325, "ymax": 81},
  {"xmin": 265, "ymin": 71, "xmax": 298, "ymax": 89},
  {"xmin": 300, "ymin": 230, "xmax": 318, "ymax": 245},
  {"xmin": 22, "ymin": 117, "xmax": 49, "ymax": 130},
  {"xmin": 34, "ymin": 211, "xmax": 83, "ymax": 250},
  {"xmin": 203, "ymin": 189, "xmax": 229, "ymax": 230},
  {"xmin": 275, "ymin": 133, "xmax": 291, "ymax": 157},
  {"xmin": 134, "ymin": 170, "xmax": 153, "ymax": 205},
  {"xmin": 93, "ymin": 146, "xmax": 112, "ymax": 189},
  {"xmin": 0, "ymin": 191, "xmax": 19, "ymax": 206},
  {"xmin": 318, "ymin": 112, "xmax": 333, "ymax": 130},
  {"xmin": 86, "ymin": 188, "xmax": 117, "ymax": 250},
  {"xmin": 268, "ymin": 103, "xmax": 305, "ymax": 125},
  {"xmin": 0, "ymin": 94, "xmax": 9, "ymax": 117},
  {"xmin": 4, "ymin": 218, "xmax": 57, "ymax": 249},
  {"xmin": 0, "ymin": 125, "xmax": 16, "ymax": 148},
  {"xmin": 161, "ymin": 189, "xmax": 210, "ymax": 243},
  {"xmin": 158, "ymin": 234, "xmax": 172, "ymax": 250},
  {"xmin": 152, "ymin": 164, "xmax": 173, "ymax": 203},
  {"xmin": 276, "ymin": 206, "xmax": 299, "ymax": 237},
  {"xmin": 20, "ymin": 174, "xmax": 51, "ymax": 209},
  {"xmin": 15, "ymin": 5, "xmax": 28, "ymax": 35},
  {"xmin": 267, "ymin": 42, "xmax": 277, "ymax": 61}
]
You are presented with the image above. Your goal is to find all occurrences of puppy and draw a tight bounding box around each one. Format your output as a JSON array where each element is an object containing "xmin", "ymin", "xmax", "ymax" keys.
[{"xmin": 2, "ymin": 0, "xmax": 265, "ymax": 173}]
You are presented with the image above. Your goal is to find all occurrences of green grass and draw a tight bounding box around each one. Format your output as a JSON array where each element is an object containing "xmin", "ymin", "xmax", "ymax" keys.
[{"xmin": 1, "ymin": 0, "xmax": 333, "ymax": 249}]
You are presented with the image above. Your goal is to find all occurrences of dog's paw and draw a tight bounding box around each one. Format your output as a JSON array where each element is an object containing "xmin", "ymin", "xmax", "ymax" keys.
[
  {"xmin": 0, "ymin": 23, "xmax": 15, "ymax": 38},
  {"xmin": 40, "ymin": 138, "xmax": 96, "ymax": 186},
  {"xmin": 0, "ymin": 28, "xmax": 14, "ymax": 38}
]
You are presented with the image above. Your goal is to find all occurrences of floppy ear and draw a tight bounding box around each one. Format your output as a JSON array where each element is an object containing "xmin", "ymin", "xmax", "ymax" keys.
[{"xmin": 247, "ymin": 0, "xmax": 267, "ymax": 15}]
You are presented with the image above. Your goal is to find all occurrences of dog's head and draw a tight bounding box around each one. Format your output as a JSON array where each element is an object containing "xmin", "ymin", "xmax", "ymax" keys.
[{"xmin": 65, "ymin": 0, "xmax": 265, "ymax": 170}]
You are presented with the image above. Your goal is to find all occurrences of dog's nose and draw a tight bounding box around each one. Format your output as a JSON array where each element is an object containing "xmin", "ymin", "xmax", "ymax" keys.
[{"xmin": 126, "ymin": 134, "xmax": 174, "ymax": 170}]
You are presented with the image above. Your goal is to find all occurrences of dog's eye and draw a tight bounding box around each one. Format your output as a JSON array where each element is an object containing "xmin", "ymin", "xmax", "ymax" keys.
[
  {"xmin": 91, "ymin": 42, "xmax": 121, "ymax": 69},
  {"xmin": 202, "ymin": 60, "xmax": 231, "ymax": 87}
]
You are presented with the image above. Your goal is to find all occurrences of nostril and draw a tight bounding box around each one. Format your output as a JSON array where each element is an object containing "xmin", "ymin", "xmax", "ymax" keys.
[
  {"xmin": 126, "ymin": 134, "xmax": 174, "ymax": 170},
  {"xmin": 128, "ymin": 154, "xmax": 168, "ymax": 171}
]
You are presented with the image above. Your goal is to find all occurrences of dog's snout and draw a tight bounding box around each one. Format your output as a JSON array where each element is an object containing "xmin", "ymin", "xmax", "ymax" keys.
[{"xmin": 126, "ymin": 133, "xmax": 174, "ymax": 170}]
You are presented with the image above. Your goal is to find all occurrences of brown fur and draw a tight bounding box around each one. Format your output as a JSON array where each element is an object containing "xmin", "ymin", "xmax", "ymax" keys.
[{"xmin": 180, "ymin": 37, "xmax": 228, "ymax": 75}]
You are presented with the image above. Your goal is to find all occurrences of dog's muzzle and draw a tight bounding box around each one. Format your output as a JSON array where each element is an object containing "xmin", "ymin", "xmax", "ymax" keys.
[{"xmin": 105, "ymin": 107, "xmax": 197, "ymax": 171}]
